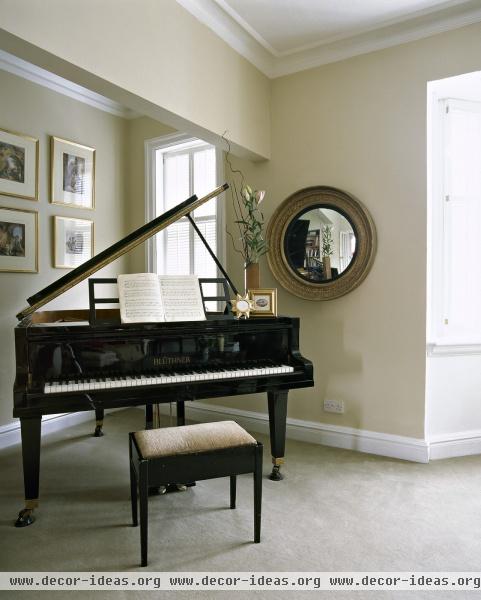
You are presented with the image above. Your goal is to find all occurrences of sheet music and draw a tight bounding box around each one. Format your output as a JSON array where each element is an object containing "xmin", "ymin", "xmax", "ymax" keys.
[
  {"xmin": 117, "ymin": 273, "xmax": 206, "ymax": 323},
  {"xmin": 118, "ymin": 273, "xmax": 165, "ymax": 323},
  {"xmin": 159, "ymin": 275, "xmax": 206, "ymax": 322}
]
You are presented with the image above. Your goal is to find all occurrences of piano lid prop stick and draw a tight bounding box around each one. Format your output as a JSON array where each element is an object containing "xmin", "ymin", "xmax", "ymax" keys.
[
  {"xmin": 17, "ymin": 184, "xmax": 229, "ymax": 320},
  {"xmin": 186, "ymin": 213, "xmax": 239, "ymax": 297}
]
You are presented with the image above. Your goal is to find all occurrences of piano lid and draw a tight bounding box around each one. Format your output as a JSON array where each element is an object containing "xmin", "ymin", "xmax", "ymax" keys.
[{"xmin": 17, "ymin": 184, "xmax": 229, "ymax": 321}]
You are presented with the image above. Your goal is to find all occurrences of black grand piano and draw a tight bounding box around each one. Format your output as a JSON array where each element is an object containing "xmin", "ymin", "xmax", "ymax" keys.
[{"xmin": 13, "ymin": 184, "xmax": 314, "ymax": 527}]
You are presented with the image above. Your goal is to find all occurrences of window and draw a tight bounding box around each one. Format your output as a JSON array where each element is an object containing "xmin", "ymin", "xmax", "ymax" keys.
[
  {"xmin": 145, "ymin": 134, "xmax": 225, "ymax": 307},
  {"xmin": 429, "ymin": 98, "xmax": 481, "ymax": 345}
]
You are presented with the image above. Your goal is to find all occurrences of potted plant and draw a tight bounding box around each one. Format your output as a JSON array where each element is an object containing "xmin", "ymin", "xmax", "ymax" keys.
[
  {"xmin": 234, "ymin": 184, "xmax": 267, "ymax": 290},
  {"xmin": 224, "ymin": 135, "xmax": 267, "ymax": 291},
  {"xmin": 322, "ymin": 224, "xmax": 334, "ymax": 279}
]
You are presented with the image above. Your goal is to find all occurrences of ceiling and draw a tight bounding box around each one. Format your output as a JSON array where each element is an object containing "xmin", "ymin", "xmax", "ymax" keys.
[
  {"xmin": 216, "ymin": 0, "xmax": 467, "ymax": 55},
  {"xmin": 176, "ymin": 0, "xmax": 481, "ymax": 77}
]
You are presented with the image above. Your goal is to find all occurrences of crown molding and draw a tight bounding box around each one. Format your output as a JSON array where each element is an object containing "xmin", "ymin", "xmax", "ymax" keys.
[
  {"xmin": 176, "ymin": 0, "xmax": 275, "ymax": 75},
  {"xmin": 176, "ymin": 0, "xmax": 481, "ymax": 78},
  {"xmin": 0, "ymin": 49, "xmax": 139, "ymax": 119},
  {"xmin": 212, "ymin": 0, "xmax": 281, "ymax": 56},
  {"xmin": 273, "ymin": 1, "xmax": 481, "ymax": 78}
]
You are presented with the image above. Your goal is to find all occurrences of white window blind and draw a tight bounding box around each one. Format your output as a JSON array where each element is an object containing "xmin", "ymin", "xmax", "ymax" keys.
[
  {"xmin": 432, "ymin": 98, "xmax": 481, "ymax": 343},
  {"xmin": 146, "ymin": 135, "xmax": 224, "ymax": 310}
]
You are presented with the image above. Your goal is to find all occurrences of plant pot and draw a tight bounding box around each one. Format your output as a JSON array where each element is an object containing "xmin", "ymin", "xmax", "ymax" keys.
[
  {"xmin": 245, "ymin": 262, "xmax": 260, "ymax": 292},
  {"xmin": 323, "ymin": 256, "xmax": 332, "ymax": 280}
]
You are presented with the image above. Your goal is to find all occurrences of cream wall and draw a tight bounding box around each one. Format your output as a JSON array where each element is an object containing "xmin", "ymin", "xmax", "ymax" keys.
[
  {"xmin": 217, "ymin": 23, "xmax": 481, "ymax": 440},
  {"xmin": 0, "ymin": 70, "xmax": 128, "ymax": 427},
  {"xmin": 114, "ymin": 22, "xmax": 481, "ymax": 441},
  {"xmin": 3, "ymin": 13, "xmax": 481, "ymax": 442},
  {"xmin": 0, "ymin": 0, "xmax": 270, "ymax": 160}
]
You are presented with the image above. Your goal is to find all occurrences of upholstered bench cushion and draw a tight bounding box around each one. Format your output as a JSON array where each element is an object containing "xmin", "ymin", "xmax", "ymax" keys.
[{"xmin": 134, "ymin": 421, "xmax": 257, "ymax": 459}]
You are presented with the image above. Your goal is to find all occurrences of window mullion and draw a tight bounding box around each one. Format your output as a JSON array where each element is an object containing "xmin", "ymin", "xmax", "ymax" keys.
[
  {"xmin": 162, "ymin": 153, "xmax": 168, "ymax": 275},
  {"xmin": 189, "ymin": 150, "xmax": 195, "ymax": 275}
]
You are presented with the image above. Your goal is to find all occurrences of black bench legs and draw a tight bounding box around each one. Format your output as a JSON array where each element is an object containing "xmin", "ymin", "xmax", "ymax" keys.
[{"xmin": 129, "ymin": 429, "xmax": 263, "ymax": 568}]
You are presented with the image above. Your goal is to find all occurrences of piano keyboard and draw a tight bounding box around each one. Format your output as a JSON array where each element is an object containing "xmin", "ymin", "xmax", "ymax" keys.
[{"xmin": 44, "ymin": 364, "xmax": 294, "ymax": 394}]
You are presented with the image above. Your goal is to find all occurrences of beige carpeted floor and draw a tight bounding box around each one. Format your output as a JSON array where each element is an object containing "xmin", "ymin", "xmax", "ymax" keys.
[{"xmin": 1, "ymin": 408, "xmax": 481, "ymax": 600}]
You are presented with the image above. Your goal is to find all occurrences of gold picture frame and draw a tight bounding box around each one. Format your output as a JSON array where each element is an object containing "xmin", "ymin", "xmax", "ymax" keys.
[
  {"xmin": 51, "ymin": 136, "xmax": 95, "ymax": 209},
  {"xmin": 0, "ymin": 206, "xmax": 38, "ymax": 272},
  {"xmin": 267, "ymin": 186, "xmax": 376, "ymax": 301},
  {"xmin": 0, "ymin": 127, "xmax": 39, "ymax": 201},
  {"xmin": 248, "ymin": 288, "xmax": 277, "ymax": 317},
  {"xmin": 54, "ymin": 216, "xmax": 94, "ymax": 269}
]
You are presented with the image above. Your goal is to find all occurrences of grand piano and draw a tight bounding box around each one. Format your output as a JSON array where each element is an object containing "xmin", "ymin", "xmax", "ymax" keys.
[{"xmin": 13, "ymin": 184, "xmax": 314, "ymax": 527}]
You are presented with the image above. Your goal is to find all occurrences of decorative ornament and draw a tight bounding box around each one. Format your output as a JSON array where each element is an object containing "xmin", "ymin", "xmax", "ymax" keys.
[{"xmin": 232, "ymin": 294, "xmax": 253, "ymax": 319}]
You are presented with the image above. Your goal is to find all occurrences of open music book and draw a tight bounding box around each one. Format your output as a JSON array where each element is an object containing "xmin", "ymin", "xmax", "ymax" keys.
[{"xmin": 117, "ymin": 273, "xmax": 206, "ymax": 323}]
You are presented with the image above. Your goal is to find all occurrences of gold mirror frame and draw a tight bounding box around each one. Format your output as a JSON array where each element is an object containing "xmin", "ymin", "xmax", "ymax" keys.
[{"xmin": 267, "ymin": 186, "xmax": 377, "ymax": 301}]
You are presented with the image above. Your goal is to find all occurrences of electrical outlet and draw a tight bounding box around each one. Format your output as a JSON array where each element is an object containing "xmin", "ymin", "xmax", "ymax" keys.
[{"xmin": 324, "ymin": 399, "xmax": 345, "ymax": 414}]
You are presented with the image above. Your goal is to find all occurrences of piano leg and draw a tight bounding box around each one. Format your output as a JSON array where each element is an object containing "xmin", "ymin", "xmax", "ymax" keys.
[
  {"xmin": 145, "ymin": 404, "xmax": 154, "ymax": 430},
  {"xmin": 15, "ymin": 416, "xmax": 41, "ymax": 527},
  {"xmin": 94, "ymin": 408, "xmax": 104, "ymax": 437},
  {"xmin": 267, "ymin": 390, "xmax": 288, "ymax": 481},
  {"xmin": 177, "ymin": 401, "xmax": 185, "ymax": 426}
]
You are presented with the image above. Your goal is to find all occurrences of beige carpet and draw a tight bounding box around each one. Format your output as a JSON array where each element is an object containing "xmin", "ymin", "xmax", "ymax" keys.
[{"xmin": 1, "ymin": 408, "xmax": 481, "ymax": 599}]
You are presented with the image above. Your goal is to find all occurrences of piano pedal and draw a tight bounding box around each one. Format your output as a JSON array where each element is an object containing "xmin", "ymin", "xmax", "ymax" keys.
[
  {"xmin": 165, "ymin": 483, "xmax": 188, "ymax": 493},
  {"xmin": 148, "ymin": 485, "xmax": 167, "ymax": 496},
  {"xmin": 15, "ymin": 508, "xmax": 35, "ymax": 527},
  {"xmin": 149, "ymin": 483, "xmax": 195, "ymax": 495}
]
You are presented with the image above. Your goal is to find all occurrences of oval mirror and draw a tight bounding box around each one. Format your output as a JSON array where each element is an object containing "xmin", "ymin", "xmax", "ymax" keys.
[{"xmin": 267, "ymin": 187, "xmax": 376, "ymax": 300}]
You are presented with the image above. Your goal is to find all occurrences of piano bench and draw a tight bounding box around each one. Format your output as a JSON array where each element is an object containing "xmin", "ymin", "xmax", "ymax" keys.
[{"xmin": 129, "ymin": 421, "xmax": 263, "ymax": 567}]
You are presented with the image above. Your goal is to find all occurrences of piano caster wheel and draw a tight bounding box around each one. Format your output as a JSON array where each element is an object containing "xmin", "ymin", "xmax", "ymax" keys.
[
  {"xmin": 93, "ymin": 425, "xmax": 104, "ymax": 437},
  {"xmin": 269, "ymin": 465, "xmax": 284, "ymax": 481},
  {"xmin": 15, "ymin": 508, "xmax": 35, "ymax": 527}
]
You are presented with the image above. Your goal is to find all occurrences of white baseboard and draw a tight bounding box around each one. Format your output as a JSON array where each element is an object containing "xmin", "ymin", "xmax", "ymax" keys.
[
  {"xmin": 156, "ymin": 401, "xmax": 430, "ymax": 463},
  {"xmin": 5, "ymin": 402, "xmax": 479, "ymax": 463},
  {"xmin": 0, "ymin": 409, "xmax": 120, "ymax": 451},
  {"xmin": 428, "ymin": 429, "xmax": 481, "ymax": 460}
]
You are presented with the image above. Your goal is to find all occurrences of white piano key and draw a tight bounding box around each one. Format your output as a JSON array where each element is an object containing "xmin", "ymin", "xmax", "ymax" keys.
[{"xmin": 43, "ymin": 362, "xmax": 297, "ymax": 394}]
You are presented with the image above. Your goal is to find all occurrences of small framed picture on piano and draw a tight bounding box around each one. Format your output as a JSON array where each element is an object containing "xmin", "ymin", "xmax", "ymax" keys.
[
  {"xmin": 248, "ymin": 288, "xmax": 277, "ymax": 317},
  {"xmin": 54, "ymin": 216, "xmax": 94, "ymax": 269}
]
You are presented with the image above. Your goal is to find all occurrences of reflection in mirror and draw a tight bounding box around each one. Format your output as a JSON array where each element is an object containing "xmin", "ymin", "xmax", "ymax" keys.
[{"xmin": 284, "ymin": 207, "xmax": 356, "ymax": 283}]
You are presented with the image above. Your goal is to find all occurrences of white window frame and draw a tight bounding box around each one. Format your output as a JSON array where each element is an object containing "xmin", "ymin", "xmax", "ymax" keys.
[
  {"xmin": 144, "ymin": 132, "xmax": 226, "ymax": 278},
  {"xmin": 428, "ymin": 96, "xmax": 481, "ymax": 356}
]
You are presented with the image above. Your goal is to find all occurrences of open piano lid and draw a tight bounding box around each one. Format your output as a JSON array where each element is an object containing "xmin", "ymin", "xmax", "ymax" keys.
[{"xmin": 16, "ymin": 183, "xmax": 229, "ymax": 321}]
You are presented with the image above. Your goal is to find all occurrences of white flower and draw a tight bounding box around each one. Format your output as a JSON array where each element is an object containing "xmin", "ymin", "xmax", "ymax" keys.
[
  {"xmin": 242, "ymin": 185, "xmax": 252, "ymax": 201},
  {"xmin": 255, "ymin": 190, "xmax": 266, "ymax": 204}
]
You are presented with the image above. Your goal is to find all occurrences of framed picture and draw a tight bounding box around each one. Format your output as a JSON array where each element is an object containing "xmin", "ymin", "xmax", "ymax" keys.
[
  {"xmin": 249, "ymin": 288, "xmax": 277, "ymax": 317},
  {"xmin": 51, "ymin": 136, "xmax": 95, "ymax": 209},
  {"xmin": 0, "ymin": 206, "xmax": 38, "ymax": 272},
  {"xmin": 54, "ymin": 216, "xmax": 94, "ymax": 268},
  {"xmin": 0, "ymin": 127, "xmax": 38, "ymax": 200}
]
